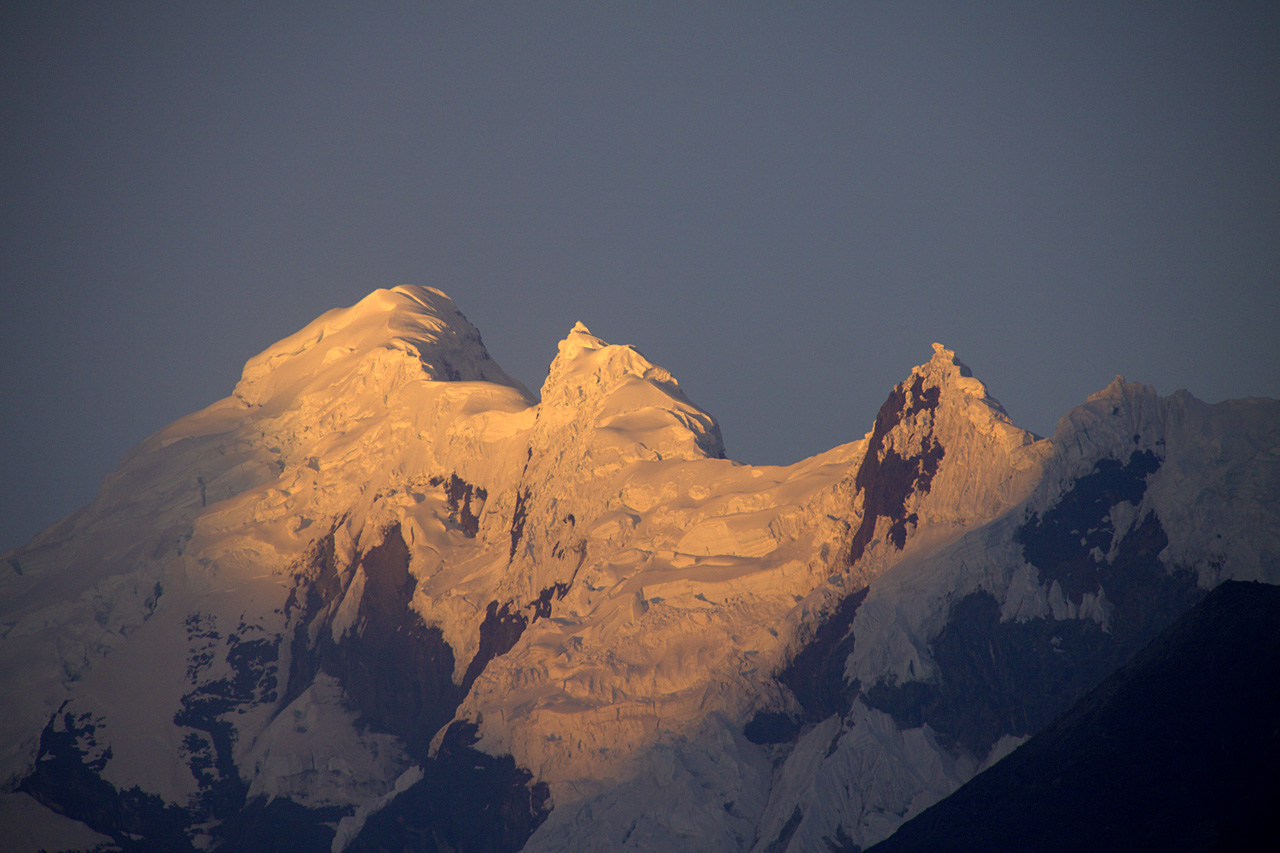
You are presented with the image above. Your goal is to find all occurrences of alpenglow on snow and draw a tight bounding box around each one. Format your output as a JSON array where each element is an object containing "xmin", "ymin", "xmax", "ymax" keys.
[{"xmin": 2, "ymin": 286, "xmax": 1277, "ymax": 852}]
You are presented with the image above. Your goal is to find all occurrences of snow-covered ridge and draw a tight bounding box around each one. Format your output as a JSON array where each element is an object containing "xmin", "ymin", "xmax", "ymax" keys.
[{"xmin": 2, "ymin": 287, "xmax": 1276, "ymax": 853}]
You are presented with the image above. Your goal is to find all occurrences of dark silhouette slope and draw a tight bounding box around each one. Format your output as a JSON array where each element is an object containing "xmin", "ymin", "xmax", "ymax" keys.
[{"xmin": 867, "ymin": 580, "xmax": 1280, "ymax": 853}]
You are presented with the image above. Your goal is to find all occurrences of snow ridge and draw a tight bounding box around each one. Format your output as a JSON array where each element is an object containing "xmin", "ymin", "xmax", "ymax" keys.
[{"xmin": 2, "ymin": 288, "xmax": 1276, "ymax": 853}]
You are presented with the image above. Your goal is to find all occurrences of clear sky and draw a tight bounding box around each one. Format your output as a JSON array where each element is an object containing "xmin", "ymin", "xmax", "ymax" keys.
[{"xmin": 2, "ymin": 2, "xmax": 1278, "ymax": 552}]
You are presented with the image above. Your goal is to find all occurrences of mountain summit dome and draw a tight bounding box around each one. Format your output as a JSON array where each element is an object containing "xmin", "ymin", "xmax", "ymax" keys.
[{"xmin": 234, "ymin": 285, "xmax": 530, "ymax": 409}]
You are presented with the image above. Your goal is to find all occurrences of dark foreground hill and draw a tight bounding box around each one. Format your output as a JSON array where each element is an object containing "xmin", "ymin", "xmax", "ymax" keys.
[{"xmin": 867, "ymin": 580, "xmax": 1280, "ymax": 853}]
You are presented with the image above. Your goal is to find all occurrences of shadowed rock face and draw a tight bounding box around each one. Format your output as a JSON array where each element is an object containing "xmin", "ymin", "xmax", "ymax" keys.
[
  {"xmin": 348, "ymin": 722, "xmax": 550, "ymax": 853},
  {"xmin": 510, "ymin": 488, "xmax": 530, "ymax": 558},
  {"xmin": 315, "ymin": 525, "xmax": 463, "ymax": 759},
  {"xmin": 280, "ymin": 523, "xmax": 538, "ymax": 762},
  {"xmin": 172, "ymin": 624, "xmax": 277, "ymax": 822},
  {"xmin": 862, "ymin": 589, "xmax": 1115, "ymax": 756},
  {"xmin": 848, "ymin": 374, "xmax": 944, "ymax": 565},
  {"xmin": 19, "ymin": 708, "xmax": 196, "ymax": 853},
  {"xmin": 745, "ymin": 586, "xmax": 871, "ymax": 744},
  {"xmin": 18, "ymin": 612, "xmax": 288, "ymax": 850},
  {"xmin": 287, "ymin": 524, "xmax": 550, "ymax": 851},
  {"xmin": 866, "ymin": 581, "xmax": 1280, "ymax": 853},
  {"xmin": 765, "ymin": 806, "xmax": 805, "ymax": 853},
  {"xmin": 18, "ymin": 523, "xmax": 549, "ymax": 853},
  {"xmin": 746, "ymin": 373, "xmax": 944, "ymax": 750},
  {"xmin": 431, "ymin": 473, "xmax": 488, "ymax": 538},
  {"xmin": 461, "ymin": 600, "xmax": 529, "ymax": 691},
  {"xmin": 781, "ymin": 586, "xmax": 871, "ymax": 723},
  {"xmin": 1016, "ymin": 449, "xmax": 1161, "ymax": 601},
  {"xmin": 863, "ymin": 451, "xmax": 1203, "ymax": 758},
  {"xmin": 530, "ymin": 581, "xmax": 571, "ymax": 622},
  {"xmin": 268, "ymin": 521, "xmax": 563, "ymax": 853},
  {"xmin": 217, "ymin": 798, "xmax": 348, "ymax": 853}
]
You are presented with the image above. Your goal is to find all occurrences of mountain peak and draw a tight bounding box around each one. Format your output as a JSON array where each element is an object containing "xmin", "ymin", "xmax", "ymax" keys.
[
  {"xmin": 541, "ymin": 323, "xmax": 656, "ymax": 400},
  {"xmin": 928, "ymin": 342, "xmax": 972, "ymax": 375},
  {"xmin": 899, "ymin": 343, "xmax": 1010, "ymax": 421},
  {"xmin": 917, "ymin": 342, "xmax": 977, "ymax": 387},
  {"xmin": 845, "ymin": 344, "xmax": 1046, "ymax": 563},
  {"xmin": 930, "ymin": 341, "xmax": 962, "ymax": 364},
  {"xmin": 1052, "ymin": 374, "xmax": 1164, "ymax": 456},
  {"xmin": 550, "ymin": 321, "xmax": 609, "ymax": 370},
  {"xmin": 1086, "ymin": 374, "xmax": 1157, "ymax": 403},
  {"xmin": 234, "ymin": 286, "xmax": 529, "ymax": 408},
  {"xmin": 535, "ymin": 322, "xmax": 725, "ymax": 460}
]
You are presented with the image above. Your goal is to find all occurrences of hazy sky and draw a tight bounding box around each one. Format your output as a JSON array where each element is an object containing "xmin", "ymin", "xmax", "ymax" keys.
[{"xmin": 2, "ymin": 2, "xmax": 1278, "ymax": 552}]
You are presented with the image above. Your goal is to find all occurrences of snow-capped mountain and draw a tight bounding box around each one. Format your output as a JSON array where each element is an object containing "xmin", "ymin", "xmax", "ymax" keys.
[{"xmin": 2, "ymin": 286, "xmax": 1277, "ymax": 852}]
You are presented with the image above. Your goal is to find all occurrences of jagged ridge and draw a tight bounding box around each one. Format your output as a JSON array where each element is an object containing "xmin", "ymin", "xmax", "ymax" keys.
[{"xmin": 1, "ymin": 289, "xmax": 1276, "ymax": 853}]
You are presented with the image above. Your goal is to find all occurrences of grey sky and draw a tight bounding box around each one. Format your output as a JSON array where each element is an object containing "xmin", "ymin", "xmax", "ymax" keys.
[{"xmin": 2, "ymin": 2, "xmax": 1278, "ymax": 552}]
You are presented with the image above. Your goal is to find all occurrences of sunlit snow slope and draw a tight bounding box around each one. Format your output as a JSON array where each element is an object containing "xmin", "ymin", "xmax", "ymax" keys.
[{"xmin": 2, "ymin": 286, "xmax": 1277, "ymax": 853}]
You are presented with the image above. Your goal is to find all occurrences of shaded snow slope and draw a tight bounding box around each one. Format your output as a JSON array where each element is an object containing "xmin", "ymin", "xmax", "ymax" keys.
[
  {"xmin": 865, "ymin": 580, "xmax": 1280, "ymax": 853},
  {"xmin": 2, "ymin": 289, "xmax": 1277, "ymax": 853}
]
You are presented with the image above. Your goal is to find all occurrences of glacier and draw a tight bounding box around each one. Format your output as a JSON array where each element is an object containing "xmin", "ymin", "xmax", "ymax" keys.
[{"xmin": 2, "ymin": 285, "xmax": 1277, "ymax": 852}]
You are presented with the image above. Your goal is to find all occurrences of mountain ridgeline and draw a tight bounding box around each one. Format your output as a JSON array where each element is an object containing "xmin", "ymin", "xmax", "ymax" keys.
[{"xmin": 2, "ymin": 287, "xmax": 1276, "ymax": 852}]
